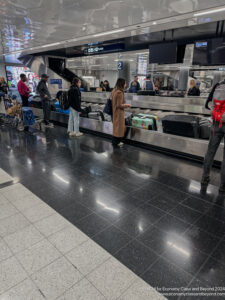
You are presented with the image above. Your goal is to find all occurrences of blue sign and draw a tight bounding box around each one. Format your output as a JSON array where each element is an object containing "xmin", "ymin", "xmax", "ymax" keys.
[
  {"xmin": 50, "ymin": 79, "xmax": 62, "ymax": 89},
  {"xmin": 118, "ymin": 61, "xmax": 124, "ymax": 70},
  {"xmin": 196, "ymin": 41, "xmax": 207, "ymax": 48},
  {"xmin": 50, "ymin": 79, "xmax": 62, "ymax": 85}
]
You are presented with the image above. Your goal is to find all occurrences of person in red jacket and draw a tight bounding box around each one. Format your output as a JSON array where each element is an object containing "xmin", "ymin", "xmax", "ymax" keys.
[{"xmin": 17, "ymin": 74, "xmax": 31, "ymax": 107}]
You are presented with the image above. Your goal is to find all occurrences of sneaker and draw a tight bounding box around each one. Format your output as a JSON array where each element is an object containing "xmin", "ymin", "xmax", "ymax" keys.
[
  {"xmin": 49, "ymin": 123, "xmax": 54, "ymax": 128},
  {"xmin": 69, "ymin": 132, "xmax": 76, "ymax": 137},
  {"xmin": 75, "ymin": 132, "xmax": 83, "ymax": 137},
  {"xmin": 118, "ymin": 142, "xmax": 124, "ymax": 147}
]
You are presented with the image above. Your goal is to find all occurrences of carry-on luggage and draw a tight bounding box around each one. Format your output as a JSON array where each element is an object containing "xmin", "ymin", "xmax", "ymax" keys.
[
  {"xmin": 22, "ymin": 107, "xmax": 35, "ymax": 126},
  {"xmin": 124, "ymin": 112, "xmax": 133, "ymax": 126},
  {"xmin": 80, "ymin": 106, "xmax": 91, "ymax": 118},
  {"xmin": 104, "ymin": 98, "xmax": 113, "ymax": 116},
  {"xmin": 88, "ymin": 111, "xmax": 105, "ymax": 121},
  {"xmin": 132, "ymin": 114, "xmax": 158, "ymax": 130},
  {"xmin": 137, "ymin": 90, "xmax": 156, "ymax": 96},
  {"xmin": 162, "ymin": 115, "xmax": 200, "ymax": 138},
  {"xmin": 199, "ymin": 118, "xmax": 211, "ymax": 139}
]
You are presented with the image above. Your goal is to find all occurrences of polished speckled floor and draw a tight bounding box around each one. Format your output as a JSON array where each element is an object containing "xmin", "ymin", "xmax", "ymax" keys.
[{"xmin": 0, "ymin": 125, "xmax": 225, "ymax": 299}]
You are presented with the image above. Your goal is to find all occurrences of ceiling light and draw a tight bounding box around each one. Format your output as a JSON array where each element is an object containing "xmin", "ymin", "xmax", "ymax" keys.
[
  {"xmin": 152, "ymin": 21, "xmax": 157, "ymax": 25},
  {"xmin": 194, "ymin": 6, "xmax": 225, "ymax": 17},
  {"xmin": 41, "ymin": 42, "xmax": 61, "ymax": 48},
  {"xmin": 94, "ymin": 28, "xmax": 125, "ymax": 37}
]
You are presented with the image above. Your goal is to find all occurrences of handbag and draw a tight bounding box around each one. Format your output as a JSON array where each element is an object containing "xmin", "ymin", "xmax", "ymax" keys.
[{"xmin": 104, "ymin": 98, "xmax": 113, "ymax": 116}]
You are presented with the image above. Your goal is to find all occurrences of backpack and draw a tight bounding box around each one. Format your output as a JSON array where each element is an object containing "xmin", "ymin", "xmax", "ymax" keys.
[
  {"xmin": 104, "ymin": 98, "xmax": 113, "ymax": 116},
  {"xmin": 22, "ymin": 107, "xmax": 35, "ymax": 126},
  {"xmin": 59, "ymin": 91, "xmax": 70, "ymax": 110},
  {"xmin": 212, "ymin": 83, "xmax": 225, "ymax": 127}
]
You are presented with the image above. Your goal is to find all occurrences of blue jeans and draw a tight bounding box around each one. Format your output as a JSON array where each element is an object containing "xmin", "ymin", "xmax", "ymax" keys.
[{"xmin": 68, "ymin": 108, "xmax": 79, "ymax": 133}]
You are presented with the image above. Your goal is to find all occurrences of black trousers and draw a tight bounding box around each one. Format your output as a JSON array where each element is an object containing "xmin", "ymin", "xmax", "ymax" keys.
[
  {"xmin": 42, "ymin": 99, "xmax": 51, "ymax": 123},
  {"xmin": 20, "ymin": 95, "xmax": 29, "ymax": 107},
  {"xmin": 202, "ymin": 123, "xmax": 225, "ymax": 188},
  {"xmin": 112, "ymin": 136, "xmax": 123, "ymax": 146}
]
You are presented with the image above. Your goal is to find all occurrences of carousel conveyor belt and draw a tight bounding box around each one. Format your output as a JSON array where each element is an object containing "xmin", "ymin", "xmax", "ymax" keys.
[{"xmin": 34, "ymin": 109, "xmax": 222, "ymax": 165}]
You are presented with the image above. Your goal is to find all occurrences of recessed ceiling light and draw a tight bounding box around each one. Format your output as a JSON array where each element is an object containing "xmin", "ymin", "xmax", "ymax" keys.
[
  {"xmin": 194, "ymin": 6, "xmax": 225, "ymax": 16},
  {"xmin": 152, "ymin": 21, "xmax": 157, "ymax": 25}
]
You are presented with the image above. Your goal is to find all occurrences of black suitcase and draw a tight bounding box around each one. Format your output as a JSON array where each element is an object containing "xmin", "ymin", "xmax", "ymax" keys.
[
  {"xmin": 124, "ymin": 112, "xmax": 133, "ymax": 126},
  {"xmin": 88, "ymin": 111, "xmax": 105, "ymax": 121},
  {"xmin": 80, "ymin": 106, "xmax": 91, "ymax": 118},
  {"xmin": 162, "ymin": 115, "xmax": 200, "ymax": 138},
  {"xmin": 137, "ymin": 90, "xmax": 156, "ymax": 96}
]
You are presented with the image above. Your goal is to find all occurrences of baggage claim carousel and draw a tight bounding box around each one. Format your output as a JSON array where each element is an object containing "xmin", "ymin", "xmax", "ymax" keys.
[{"xmin": 32, "ymin": 92, "xmax": 223, "ymax": 163}]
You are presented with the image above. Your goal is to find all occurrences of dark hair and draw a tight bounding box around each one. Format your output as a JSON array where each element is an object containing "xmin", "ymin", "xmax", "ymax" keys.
[
  {"xmin": 115, "ymin": 78, "xmax": 126, "ymax": 90},
  {"xmin": 72, "ymin": 77, "xmax": 81, "ymax": 85},
  {"xmin": 20, "ymin": 74, "xmax": 26, "ymax": 79}
]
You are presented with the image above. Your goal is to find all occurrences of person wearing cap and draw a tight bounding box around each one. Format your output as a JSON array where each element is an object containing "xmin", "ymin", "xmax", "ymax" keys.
[{"xmin": 36, "ymin": 74, "xmax": 53, "ymax": 127}]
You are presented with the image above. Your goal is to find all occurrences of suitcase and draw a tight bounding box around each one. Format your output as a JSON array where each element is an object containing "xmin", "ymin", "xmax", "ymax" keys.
[
  {"xmin": 124, "ymin": 112, "xmax": 133, "ymax": 126},
  {"xmin": 88, "ymin": 111, "xmax": 105, "ymax": 121},
  {"xmin": 137, "ymin": 90, "xmax": 156, "ymax": 96},
  {"xmin": 162, "ymin": 115, "xmax": 200, "ymax": 138},
  {"xmin": 132, "ymin": 114, "xmax": 157, "ymax": 130},
  {"xmin": 199, "ymin": 118, "xmax": 211, "ymax": 139},
  {"xmin": 80, "ymin": 106, "xmax": 91, "ymax": 118}
]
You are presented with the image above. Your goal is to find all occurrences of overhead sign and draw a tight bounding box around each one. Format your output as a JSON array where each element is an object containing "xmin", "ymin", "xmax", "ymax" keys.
[
  {"xmin": 117, "ymin": 61, "xmax": 124, "ymax": 70},
  {"xmin": 84, "ymin": 43, "xmax": 124, "ymax": 55},
  {"xmin": 50, "ymin": 78, "xmax": 62, "ymax": 89}
]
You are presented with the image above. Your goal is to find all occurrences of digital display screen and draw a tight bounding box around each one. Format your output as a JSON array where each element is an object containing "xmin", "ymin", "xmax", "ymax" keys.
[
  {"xmin": 193, "ymin": 38, "xmax": 225, "ymax": 65},
  {"xmin": 6, "ymin": 66, "xmax": 40, "ymax": 92},
  {"xmin": 149, "ymin": 42, "xmax": 177, "ymax": 64},
  {"xmin": 4, "ymin": 53, "xmax": 23, "ymax": 64}
]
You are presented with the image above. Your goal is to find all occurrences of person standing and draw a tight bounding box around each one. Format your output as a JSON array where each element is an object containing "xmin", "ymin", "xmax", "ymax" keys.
[
  {"xmin": 112, "ymin": 78, "xmax": 130, "ymax": 147},
  {"xmin": 130, "ymin": 76, "xmax": 141, "ymax": 93},
  {"xmin": 201, "ymin": 80, "xmax": 225, "ymax": 194},
  {"xmin": 143, "ymin": 75, "xmax": 155, "ymax": 91},
  {"xmin": 188, "ymin": 80, "xmax": 201, "ymax": 96},
  {"xmin": 36, "ymin": 74, "xmax": 53, "ymax": 127},
  {"xmin": 17, "ymin": 74, "xmax": 30, "ymax": 107},
  {"xmin": 68, "ymin": 77, "xmax": 83, "ymax": 137}
]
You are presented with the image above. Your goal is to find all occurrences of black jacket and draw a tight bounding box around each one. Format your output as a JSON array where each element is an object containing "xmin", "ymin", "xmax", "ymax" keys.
[
  {"xmin": 205, "ymin": 83, "xmax": 220, "ymax": 109},
  {"xmin": 68, "ymin": 85, "xmax": 81, "ymax": 112},
  {"xmin": 188, "ymin": 86, "xmax": 200, "ymax": 96},
  {"xmin": 36, "ymin": 80, "xmax": 51, "ymax": 100}
]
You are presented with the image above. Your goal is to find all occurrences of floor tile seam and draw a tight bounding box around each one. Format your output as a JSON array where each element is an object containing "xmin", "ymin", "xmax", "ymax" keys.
[
  {"xmin": 164, "ymin": 208, "xmax": 205, "ymax": 229},
  {"xmin": 150, "ymin": 177, "xmax": 202, "ymax": 199},
  {"xmin": 187, "ymin": 254, "xmax": 215, "ymax": 289},
  {"xmin": 178, "ymin": 201, "xmax": 212, "ymax": 215},
  {"xmin": 3, "ymin": 233, "xmax": 46, "ymax": 257},
  {"xmin": 7, "ymin": 197, "xmax": 56, "ymax": 219},
  {"xmin": 0, "ymin": 205, "xmax": 21, "ymax": 222},
  {"xmin": 183, "ymin": 221, "xmax": 225, "ymax": 241},
  {"xmin": 82, "ymin": 255, "xmax": 140, "ymax": 300},
  {"xmin": 0, "ymin": 278, "xmax": 42, "ymax": 298},
  {"xmin": 206, "ymin": 235, "xmax": 225, "ymax": 260},
  {"xmin": 3, "ymin": 193, "xmax": 60, "ymax": 231},
  {"xmin": 59, "ymin": 204, "xmax": 96, "ymax": 222},
  {"xmin": 140, "ymin": 254, "xmax": 194, "ymax": 287},
  {"xmin": 3, "ymin": 251, "xmax": 50, "ymax": 299}
]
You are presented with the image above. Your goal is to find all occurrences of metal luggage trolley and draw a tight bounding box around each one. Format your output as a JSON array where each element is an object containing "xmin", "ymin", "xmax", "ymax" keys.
[{"xmin": 0, "ymin": 94, "xmax": 43, "ymax": 132}]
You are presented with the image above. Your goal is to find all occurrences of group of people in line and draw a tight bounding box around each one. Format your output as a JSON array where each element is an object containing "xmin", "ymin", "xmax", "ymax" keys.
[{"xmin": 0, "ymin": 70, "xmax": 221, "ymax": 194}]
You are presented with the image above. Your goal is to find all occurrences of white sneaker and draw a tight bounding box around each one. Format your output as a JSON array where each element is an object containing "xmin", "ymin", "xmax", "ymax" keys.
[
  {"xmin": 49, "ymin": 123, "xmax": 54, "ymax": 128},
  {"xmin": 75, "ymin": 132, "xmax": 83, "ymax": 137},
  {"xmin": 69, "ymin": 132, "xmax": 76, "ymax": 137},
  {"xmin": 118, "ymin": 142, "xmax": 124, "ymax": 147}
]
